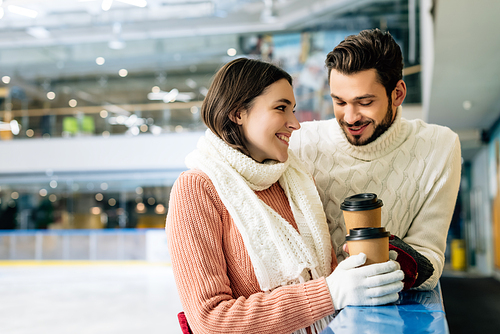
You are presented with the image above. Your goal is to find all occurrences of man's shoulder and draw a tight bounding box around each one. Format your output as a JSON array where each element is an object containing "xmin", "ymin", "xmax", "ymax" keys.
[
  {"xmin": 404, "ymin": 117, "xmax": 458, "ymax": 142},
  {"xmin": 294, "ymin": 118, "xmax": 337, "ymax": 139},
  {"xmin": 291, "ymin": 118, "xmax": 336, "ymax": 150}
]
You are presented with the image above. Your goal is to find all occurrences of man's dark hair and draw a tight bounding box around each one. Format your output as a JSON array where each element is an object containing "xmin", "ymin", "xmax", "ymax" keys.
[{"xmin": 325, "ymin": 28, "xmax": 403, "ymax": 97}]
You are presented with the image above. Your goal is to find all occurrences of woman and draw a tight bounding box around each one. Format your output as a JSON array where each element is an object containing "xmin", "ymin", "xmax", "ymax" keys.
[{"xmin": 166, "ymin": 58, "xmax": 403, "ymax": 334}]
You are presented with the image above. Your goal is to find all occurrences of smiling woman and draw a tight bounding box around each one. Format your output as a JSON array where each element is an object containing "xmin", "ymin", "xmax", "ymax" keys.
[{"xmin": 165, "ymin": 57, "xmax": 404, "ymax": 334}]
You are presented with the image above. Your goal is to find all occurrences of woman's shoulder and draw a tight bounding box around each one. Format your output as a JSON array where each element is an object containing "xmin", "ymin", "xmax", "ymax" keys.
[{"xmin": 173, "ymin": 169, "xmax": 222, "ymax": 204}]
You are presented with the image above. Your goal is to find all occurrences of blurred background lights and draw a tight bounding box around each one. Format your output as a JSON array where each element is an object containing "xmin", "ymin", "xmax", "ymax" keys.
[
  {"xmin": 140, "ymin": 124, "xmax": 148, "ymax": 132},
  {"xmin": 91, "ymin": 207, "xmax": 101, "ymax": 215},
  {"xmin": 135, "ymin": 187, "xmax": 143, "ymax": 195},
  {"xmin": 108, "ymin": 198, "xmax": 116, "ymax": 206},
  {"xmin": 191, "ymin": 106, "xmax": 199, "ymax": 114},
  {"xmin": 11, "ymin": 192, "xmax": 19, "ymax": 200},
  {"xmin": 136, "ymin": 202, "xmax": 146, "ymax": 213},
  {"xmin": 151, "ymin": 125, "xmax": 162, "ymax": 135},
  {"xmin": 68, "ymin": 99, "xmax": 77, "ymax": 107},
  {"xmin": 46, "ymin": 91, "xmax": 56, "ymax": 100},
  {"xmin": 49, "ymin": 180, "xmax": 58, "ymax": 188},
  {"xmin": 96, "ymin": 57, "xmax": 105, "ymax": 65},
  {"xmin": 118, "ymin": 69, "xmax": 128, "ymax": 77},
  {"xmin": 155, "ymin": 204, "xmax": 166, "ymax": 215},
  {"xmin": 147, "ymin": 197, "xmax": 155, "ymax": 205},
  {"xmin": 49, "ymin": 194, "xmax": 57, "ymax": 202},
  {"xmin": 39, "ymin": 189, "xmax": 48, "ymax": 197},
  {"xmin": 2, "ymin": 75, "xmax": 11, "ymax": 84},
  {"xmin": 129, "ymin": 126, "xmax": 140, "ymax": 136},
  {"xmin": 10, "ymin": 120, "xmax": 20, "ymax": 135},
  {"xmin": 227, "ymin": 48, "xmax": 237, "ymax": 56},
  {"xmin": 100, "ymin": 110, "xmax": 108, "ymax": 118},
  {"xmin": 116, "ymin": 115, "xmax": 126, "ymax": 124},
  {"xmin": 26, "ymin": 129, "xmax": 34, "ymax": 137},
  {"xmin": 95, "ymin": 193, "xmax": 104, "ymax": 201},
  {"xmin": 100, "ymin": 182, "xmax": 108, "ymax": 190},
  {"xmin": 151, "ymin": 86, "xmax": 160, "ymax": 93}
]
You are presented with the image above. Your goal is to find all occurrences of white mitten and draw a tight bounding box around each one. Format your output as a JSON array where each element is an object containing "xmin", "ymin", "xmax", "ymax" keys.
[{"xmin": 326, "ymin": 253, "xmax": 404, "ymax": 310}]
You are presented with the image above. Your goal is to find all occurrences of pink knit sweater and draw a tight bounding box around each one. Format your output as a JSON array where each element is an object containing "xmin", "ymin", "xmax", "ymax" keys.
[{"xmin": 166, "ymin": 169, "xmax": 337, "ymax": 334}]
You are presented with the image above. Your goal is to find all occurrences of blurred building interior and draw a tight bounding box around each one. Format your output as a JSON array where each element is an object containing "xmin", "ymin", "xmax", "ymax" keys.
[{"xmin": 0, "ymin": 0, "xmax": 500, "ymax": 280}]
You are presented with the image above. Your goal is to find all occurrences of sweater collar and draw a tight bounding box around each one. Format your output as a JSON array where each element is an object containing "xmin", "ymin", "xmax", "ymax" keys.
[{"xmin": 332, "ymin": 106, "xmax": 409, "ymax": 161}]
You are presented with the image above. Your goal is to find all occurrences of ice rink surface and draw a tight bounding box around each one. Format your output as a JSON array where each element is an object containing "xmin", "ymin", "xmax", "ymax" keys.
[{"xmin": 0, "ymin": 263, "xmax": 183, "ymax": 334}]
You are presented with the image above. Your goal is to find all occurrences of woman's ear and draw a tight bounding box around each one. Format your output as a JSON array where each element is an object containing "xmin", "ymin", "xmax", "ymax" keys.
[{"xmin": 229, "ymin": 109, "xmax": 244, "ymax": 125}]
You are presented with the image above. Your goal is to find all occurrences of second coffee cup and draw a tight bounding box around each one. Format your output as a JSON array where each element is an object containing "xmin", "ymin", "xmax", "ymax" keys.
[
  {"xmin": 346, "ymin": 227, "xmax": 390, "ymax": 266},
  {"xmin": 341, "ymin": 193, "xmax": 383, "ymax": 232}
]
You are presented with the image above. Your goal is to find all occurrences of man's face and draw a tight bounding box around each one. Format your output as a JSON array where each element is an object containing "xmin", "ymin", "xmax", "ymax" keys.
[{"xmin": 329, "ymin": 69, "xmax": 396, "ymax": 146}]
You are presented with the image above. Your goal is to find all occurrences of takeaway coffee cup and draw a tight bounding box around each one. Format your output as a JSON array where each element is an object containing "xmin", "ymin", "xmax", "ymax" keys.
[
  {"xmin": 340, "ymin": 193, "xmax": 383, "ymax": 232},
  {"xmin": 345, "ymin": 227, "xmax": 391, "ymax": 266}
]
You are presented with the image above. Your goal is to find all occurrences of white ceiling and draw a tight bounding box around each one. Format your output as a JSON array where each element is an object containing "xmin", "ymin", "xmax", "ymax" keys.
[
  {"xmin": 3, "ymin": 0, "xmax": 496, "ymax": 161},
  {"xmin": 430, "ymin": 0, "xmax": 500, "ymax": 160}
]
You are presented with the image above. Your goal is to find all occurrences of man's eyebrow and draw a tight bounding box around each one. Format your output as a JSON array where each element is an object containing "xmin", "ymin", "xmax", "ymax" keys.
[{"xmin": 330, "ymin": 94, "xmax": 376, "ymax": 101}]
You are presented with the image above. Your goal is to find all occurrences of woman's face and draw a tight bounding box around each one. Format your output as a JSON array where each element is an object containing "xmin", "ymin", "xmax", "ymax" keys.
[{"xmin": 235, "ymin": 78, "xmax": 300, "ymax": 163}]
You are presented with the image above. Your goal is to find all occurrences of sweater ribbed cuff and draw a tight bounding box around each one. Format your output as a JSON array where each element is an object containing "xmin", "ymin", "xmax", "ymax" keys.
[{"xmin": 303, "ymin": 277, "xmax": 336, "ymax": 321}]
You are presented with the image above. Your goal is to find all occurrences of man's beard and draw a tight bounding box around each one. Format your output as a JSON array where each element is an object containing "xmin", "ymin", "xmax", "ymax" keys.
[{"xmin": 340, "ymin": 97, "xmax": 394, "ymax": 146}]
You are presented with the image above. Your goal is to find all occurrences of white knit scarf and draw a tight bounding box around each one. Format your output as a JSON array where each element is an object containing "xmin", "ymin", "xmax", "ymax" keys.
[{"xmin": 186, "ymin": 129, "xmax": 334, "ymax": 334}]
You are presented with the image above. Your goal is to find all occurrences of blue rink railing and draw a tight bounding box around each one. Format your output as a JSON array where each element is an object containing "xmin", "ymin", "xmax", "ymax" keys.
[
  {"xmin": 0, "ymin": 229, "xmax": 169, "ymax": 262},
  {"xmin": 321, "ymin": 282, "xmax": 449, "ymax": 334}
]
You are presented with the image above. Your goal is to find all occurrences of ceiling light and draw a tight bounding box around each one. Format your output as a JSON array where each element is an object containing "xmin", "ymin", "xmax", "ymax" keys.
[
  {"xmin": 102, "ymin": 0, "xmax": 113, "ymax": 11},
  {"xmin": 118, "ymin": 69, "xmax": 128, "ymax": 77},
  {"xmin": 26, "ymin": 26, "xmax": 50, "ymax": 39},
  {"xmin": 462, "ymin": 100, "xmax": 472, "ymax": 110},
  {"xmin": 8, "ymin": 5, "xmax": 38, "ymax": 18},
  {"xmin": 117, "ymin": 0, "xmax": 147, "ymax": 7},
  {"xmin": 47, "ymin": 91, "xmax": 56, "ymax": 100},
  {"xmin": 69, "ymin": 99, "xmax": 77, "ymax": 107},
  {"xmin": 2, "ymin": 76, "xmax": 10, "ymax": 84},
  {"xmin": 151, "ymin": 86, "xmax": 160, "ymax": 93},
  {"xmin": 96, "ymin": 57, "xmax": 105, "ymax": 65},
  {"xmin": 227, "ymin": 48, "xmax": 237, "ymax": 56}
]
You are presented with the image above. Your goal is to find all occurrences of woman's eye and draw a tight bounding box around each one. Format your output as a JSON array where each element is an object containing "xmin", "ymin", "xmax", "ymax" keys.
[{"xmin": 276, "ymin": 105, "xmax": 286, "ymax": 111}]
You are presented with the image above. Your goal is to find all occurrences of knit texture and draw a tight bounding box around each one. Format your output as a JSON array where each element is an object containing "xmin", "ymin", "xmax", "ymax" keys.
[
  {"xmin": 183, "ymin": 129, "xmax": 333, "ymax": 333},
  {"xmin": 166, "ymin": 170, "xmax": 336, "ymax": 334},
  {"xmin": 289, "ymin": 107, "xmax": 461, "ymax": 291}
]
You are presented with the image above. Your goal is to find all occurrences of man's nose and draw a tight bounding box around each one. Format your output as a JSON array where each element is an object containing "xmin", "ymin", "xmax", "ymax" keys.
[{"xmin": 343, "ymin": 105, "xmax": 362, "ymax": 125}]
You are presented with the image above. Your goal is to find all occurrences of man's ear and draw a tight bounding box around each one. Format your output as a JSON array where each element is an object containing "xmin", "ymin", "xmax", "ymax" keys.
[
  {"xmin": 229, "ymin": 109, "xmax": 244, "ymax": 125},
  {"xmin": 392, "ymin": 80, "xmax": 407, "ymax": 107}
]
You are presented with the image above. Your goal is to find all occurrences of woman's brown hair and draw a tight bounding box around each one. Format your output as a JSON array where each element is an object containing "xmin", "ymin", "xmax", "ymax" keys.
[{"xmin": 201, "ymin": 57, "xmax": 292, "ymax": 155}]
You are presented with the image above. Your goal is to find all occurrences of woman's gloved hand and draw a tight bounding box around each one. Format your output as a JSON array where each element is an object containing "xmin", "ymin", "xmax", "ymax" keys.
[{"xmin": 326, "ymin": 253, "xmax": 404, "ymax": 310}]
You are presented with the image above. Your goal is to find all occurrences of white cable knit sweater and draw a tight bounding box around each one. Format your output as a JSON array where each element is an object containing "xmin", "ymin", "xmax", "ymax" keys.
[{"xmin": 289, "ymin": 107, "xmax": 461, "ymax": 290}]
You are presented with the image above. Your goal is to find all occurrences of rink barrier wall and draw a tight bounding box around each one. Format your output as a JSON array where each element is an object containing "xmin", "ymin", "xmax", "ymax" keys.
[{"xmin": 0, "ymin": 228, "xmax": 170, "ymax": 262}]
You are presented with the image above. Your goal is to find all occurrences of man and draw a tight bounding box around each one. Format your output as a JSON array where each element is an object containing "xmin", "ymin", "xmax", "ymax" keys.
[{"xmin": 290, "ymin": 29, "xmax": 461, "ymax": 291}]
